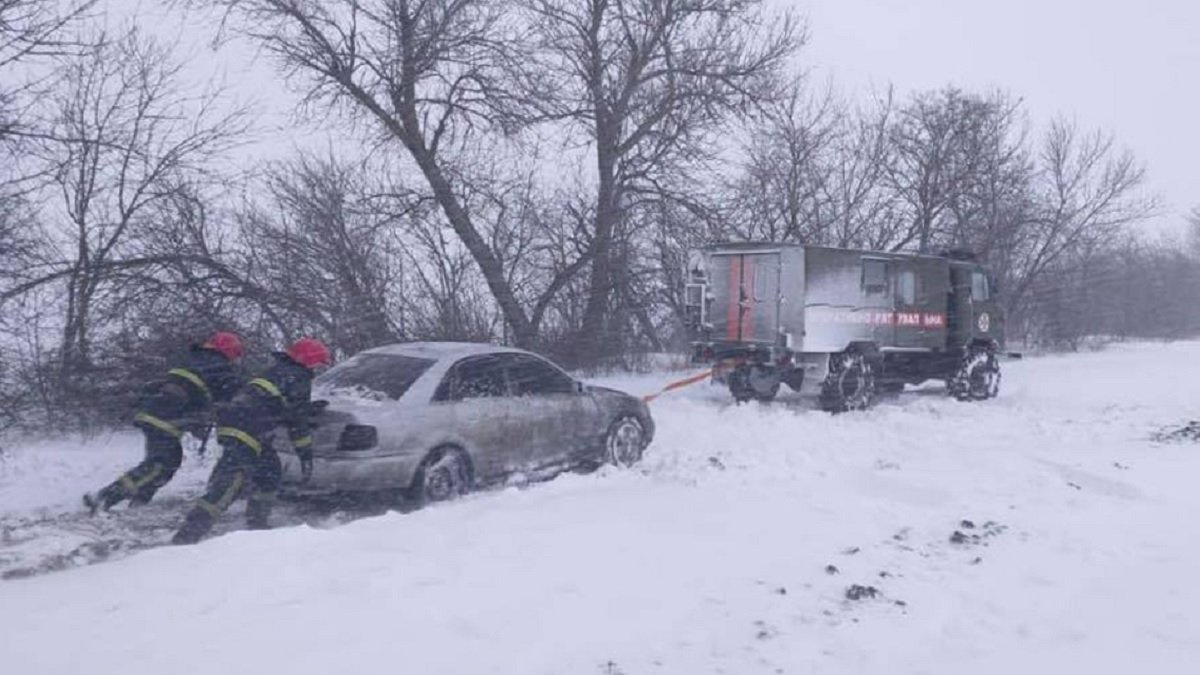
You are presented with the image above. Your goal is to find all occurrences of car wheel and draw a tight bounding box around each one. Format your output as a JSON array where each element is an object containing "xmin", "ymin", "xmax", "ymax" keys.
[
  {"xmin": 605, "ymin": 415, "xmax": 646, "ymax": 468},
  {"xmin": 410, "ymin": 447, "xmax": 472, "ymax": 506}
]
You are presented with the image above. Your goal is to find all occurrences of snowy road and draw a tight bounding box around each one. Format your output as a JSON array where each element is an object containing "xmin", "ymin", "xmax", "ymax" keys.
[{"xmin": 1, "ymin": 342, "xmax": 1199, "ymax": 674}]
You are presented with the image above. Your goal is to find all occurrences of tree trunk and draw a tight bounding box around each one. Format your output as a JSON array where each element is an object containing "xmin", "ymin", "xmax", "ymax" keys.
[
  {"xmin": 573, "ymin": 141, "xmax": 620, "ymax": 367},
  {"xmin": 402, "ymin": 129, "xmax": 537, "ymax": 348}
]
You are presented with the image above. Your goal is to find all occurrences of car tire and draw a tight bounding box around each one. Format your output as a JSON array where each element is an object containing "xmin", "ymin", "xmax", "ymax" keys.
[
  {"xmin": 409, "ymin": 446, "xmax": 472, "ymax": 506},
  {"xmin": 605, "ymin": 415, "xmax": 647, "ymax": 468}
]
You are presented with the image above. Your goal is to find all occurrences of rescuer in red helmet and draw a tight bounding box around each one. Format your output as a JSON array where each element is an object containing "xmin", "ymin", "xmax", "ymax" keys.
[
  {"xmin": 172, "ymin": 337, "xmax": 332, "ymax": 544},
  {"xmin": 84, "ymin": 331, "xmax": 246, "ymax": 514}
]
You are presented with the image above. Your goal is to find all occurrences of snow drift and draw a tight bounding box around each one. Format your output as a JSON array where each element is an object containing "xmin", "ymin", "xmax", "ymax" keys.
[{"xmin": 1, "ymin": 342, "xmax": 1199, "ymax": 674}]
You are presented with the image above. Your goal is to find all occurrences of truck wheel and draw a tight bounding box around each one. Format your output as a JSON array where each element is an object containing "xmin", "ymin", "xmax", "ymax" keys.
[
  {"xmin": 728, "ymin": 365, "xmax": 780, "ymax": 403},
  {"xmin": 950, "ymin": 345, "xmax": 1001, "ymax": 401},
  {"xmin": 820, "ymin": 352, "xmax": 876, "ymax": 413}
]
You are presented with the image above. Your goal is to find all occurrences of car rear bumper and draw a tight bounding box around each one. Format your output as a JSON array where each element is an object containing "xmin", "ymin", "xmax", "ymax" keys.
[{"xmin": 279, "ymin": 449, "xmax": 423, "ymax": 494}]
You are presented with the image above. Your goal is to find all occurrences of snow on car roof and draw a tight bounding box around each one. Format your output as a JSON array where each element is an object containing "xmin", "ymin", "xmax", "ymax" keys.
[{"xmin": 360, "ymin": 341, "xmax": 528, "ymax": 361}]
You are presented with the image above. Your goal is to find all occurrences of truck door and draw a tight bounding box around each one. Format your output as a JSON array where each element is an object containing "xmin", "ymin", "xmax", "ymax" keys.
[
  {"xmin": 968, "ymin": 268, "xmax": 1003, "ymax": 346},
  {"xmin": 860, "ymin": 257, "xmax": 893, "ymax": 344},
  {"xmin": 947, "ymin": 266, "xmax": 973, "ymax": 348},
  {"xmin": 709, "ymin": 252, "xmax": 781, "ymax": 344},
  {"xmin": 893, "ymin": 264, "xmax": 921, "ymax": 347}
]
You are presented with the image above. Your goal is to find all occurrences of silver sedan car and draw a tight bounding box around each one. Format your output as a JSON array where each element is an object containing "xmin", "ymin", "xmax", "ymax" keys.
[{"xmin": 277, "ymin": 342, "xmax": 654, "ymax": 504}]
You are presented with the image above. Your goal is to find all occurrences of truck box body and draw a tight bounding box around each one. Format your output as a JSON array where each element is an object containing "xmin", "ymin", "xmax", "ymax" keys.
[{"xmin": 686, "ymin": 242, "xmax": 1004, "ymax": 402}]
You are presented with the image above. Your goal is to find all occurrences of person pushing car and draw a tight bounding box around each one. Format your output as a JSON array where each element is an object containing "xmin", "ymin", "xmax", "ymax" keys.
[
  {"xmin": 84, "ymin": 331, "xmax": 245, "ymax": 514},
  {"xmin": 172, "ymin": 337, "xmax": 332, "ymax": 544}
]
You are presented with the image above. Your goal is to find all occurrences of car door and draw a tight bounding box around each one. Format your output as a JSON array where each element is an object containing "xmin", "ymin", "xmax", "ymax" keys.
[
  {"xmin": 433, "ymin": 354, "xmax": 528, "ymax": 481},
  {"xmin": 502, "ymin": 353, "xmax": 596, "ymax": 468}
]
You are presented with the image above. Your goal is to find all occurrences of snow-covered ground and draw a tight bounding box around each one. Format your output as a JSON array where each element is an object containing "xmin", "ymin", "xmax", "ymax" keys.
[{"xmin": 2, "ymin": 342, "xmax": 1199, "ymax": 674}]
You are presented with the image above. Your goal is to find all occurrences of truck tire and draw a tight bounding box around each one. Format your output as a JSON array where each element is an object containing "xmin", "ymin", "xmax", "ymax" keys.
[
  {"xmin": 728, "ymin": 364, "xmax": 780, "ymax": 403},
  {"xmin": 949, "ymin": 344, "xmax": 1001, "ymax": 401},
  {"xmin": 819, "ymin": 351, "xmax": 876, "ymax": 413}
]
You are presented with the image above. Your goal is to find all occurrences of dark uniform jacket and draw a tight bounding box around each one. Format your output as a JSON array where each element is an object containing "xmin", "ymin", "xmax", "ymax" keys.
[
  {"xmin": 215, "ymin": 352, "xmax": 316, "ymax": 455},
  {"xmin": 136, "ymin": 345, "xmax": 241, "ymax": 438}
]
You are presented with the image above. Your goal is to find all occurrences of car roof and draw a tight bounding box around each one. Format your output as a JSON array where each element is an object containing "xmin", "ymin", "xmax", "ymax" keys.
[{"xmin": 360, "ymin": 341, "xmax": 529, "ymax": 361}]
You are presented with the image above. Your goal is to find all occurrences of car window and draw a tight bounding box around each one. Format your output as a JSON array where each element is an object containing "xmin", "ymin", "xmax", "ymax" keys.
[
  {"xmin": 315, "ymin": 353, "xmax": 435, "ymax": 400},
  {"xmin": 436, "ymin": 355, "xmax": 510, "ymax": 401},
  {"xmin": 862, "ymin": 259, "xmax": 889, "ymax": 296},
  {"xmin": 972, "ymin": 271, "xmax": 990, "ymax": 301},
  {"xmin": 506, "ymin": 354, "xmax": 577, "ymax": 396}
]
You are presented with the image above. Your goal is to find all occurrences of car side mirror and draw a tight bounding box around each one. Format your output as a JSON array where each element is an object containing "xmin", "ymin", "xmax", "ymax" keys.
[{"xmin": 574, "ymin": 380, "xmax": 585, "ymax": 394}]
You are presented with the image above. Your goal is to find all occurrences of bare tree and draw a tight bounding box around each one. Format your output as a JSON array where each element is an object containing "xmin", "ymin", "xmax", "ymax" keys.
[
  {"xmin": 191, "ymin": 0, "xmax": 594, "ymax": 348},
  {"xmin": 520, "ymin": 0, "xmax": 801, "ymax": 364},
  {"xmin": 0, "ymin": 191, "xmax": 42, "ymax": 282},
  {"xmin": 722, "ymin": 82, "xmax": 907, "ymax": 251},
  {"xmin": 5, "ymin": 26, "xmax": 246, "ymax": 401},
  {"xmin": 721, "ymin": 77, "xmax": 841, "ymax": 244},
  {"xmin": 1005, "ymin": 117, "xmax": 1158, "ymax": 321},
  {"xmin": 0, "ymin": 0, "xmax": 95, "ymax": 141},
  {"xmin": 237, "ymin": 154, "xmax": 409, "ymax": 352},
  {"xmin": 885, "ymin": 88, "xmax": 1025, "ymax": 253},
  {"xmin": 402, "ymin": 216, "xmax": 499, "ymax": 341},
  {"xmin": 823, "ymin": 91, "xmax": 900, "ymax": 249}
]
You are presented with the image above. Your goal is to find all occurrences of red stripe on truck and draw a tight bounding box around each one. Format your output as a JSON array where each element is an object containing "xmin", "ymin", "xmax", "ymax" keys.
[{"xmin": 741, "ymin": 256, "xmax": 756, "ymax": 340}]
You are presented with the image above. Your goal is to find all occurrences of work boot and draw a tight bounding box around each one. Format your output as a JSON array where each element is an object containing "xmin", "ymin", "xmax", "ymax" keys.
[
  {"xmin": 83, "ymin": 484, "xmax": 125, "ymax": 516},
  {"xmin": 82, "ymin": 493, "xmax": 101, "ymax": 516},
  {"xmin": 172, "ymin": 508, "xmax": 215, "ymax": 545},
  {"xmin": 128, "ymin": 485, "xmax": 160, "ymax": 507},
  {"xmin": 245, "ymin": 493, "xmax": 276, "ymax": 531}
]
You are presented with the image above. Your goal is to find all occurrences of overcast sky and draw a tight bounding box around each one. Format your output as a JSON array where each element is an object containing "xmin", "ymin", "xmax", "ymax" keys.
[{"xmin": 797, "ymin": 0, "xmax": 1198, "ymax": 236}]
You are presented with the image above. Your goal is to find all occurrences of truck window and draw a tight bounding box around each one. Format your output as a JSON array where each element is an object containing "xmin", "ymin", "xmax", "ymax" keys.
[
  {"xmin": 896, "ymin": 269, "xmax": 916, "ymax": 305},
  {"xmin": 971, "ymin": 271, "xmax": 990, "ymax": 301},
  {"xmin": 862, "ymin": 259, "xmax": 889, "ymax": 296}
]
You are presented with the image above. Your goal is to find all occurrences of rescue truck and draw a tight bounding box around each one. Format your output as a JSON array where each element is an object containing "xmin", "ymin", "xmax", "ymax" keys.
[{"xmin": 683, "ymin": 243, "xmax": 1005, "ymax": 411}]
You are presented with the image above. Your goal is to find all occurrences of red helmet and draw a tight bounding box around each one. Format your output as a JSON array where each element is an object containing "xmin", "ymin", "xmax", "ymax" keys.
[
  {"xmin": 287, "ymin": 337, "xmax": 332, "ymax": 370},
  {"xmin": 203, "ymin": 331, "xmax": 245, "ymax": 361}
]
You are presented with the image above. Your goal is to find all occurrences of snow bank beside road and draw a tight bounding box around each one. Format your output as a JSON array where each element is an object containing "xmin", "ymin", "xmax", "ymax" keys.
[{"xmin": 2, "ymin": 341, "xmax": 1199, "ymax": 674}]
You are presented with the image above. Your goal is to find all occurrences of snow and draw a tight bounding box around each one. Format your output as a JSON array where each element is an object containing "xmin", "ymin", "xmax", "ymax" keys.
[
  {"xmin": 364, "ymin": 340, "xmax": 526, "ymax": 358},
  {"xmin": 0, "ymin": 433, "xmax": 211, "ymax": 516},
  {"xmin": 2, "ymin": 342, "xmax": 1200, "ymax": 673}
]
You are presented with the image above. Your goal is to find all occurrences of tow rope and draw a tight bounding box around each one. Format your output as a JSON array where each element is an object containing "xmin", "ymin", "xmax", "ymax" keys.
[{"xmin": 642, "ymin": 359, "xmax": 744, "ymax": 403}]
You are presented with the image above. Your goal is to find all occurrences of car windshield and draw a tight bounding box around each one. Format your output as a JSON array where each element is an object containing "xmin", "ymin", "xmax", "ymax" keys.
[{"xmin": 315, "ymin": 353, "xmax": 435, "ymax": 401}]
